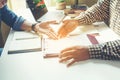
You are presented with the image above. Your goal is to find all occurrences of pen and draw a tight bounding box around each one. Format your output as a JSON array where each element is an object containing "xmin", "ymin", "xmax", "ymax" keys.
[
  {"xmin": 16, "ymin": 37, "xmax": 38, "ymax": 40},
  {"xmin": 43, "ymin": 53, "xmax": 59, "ymax": 58}
]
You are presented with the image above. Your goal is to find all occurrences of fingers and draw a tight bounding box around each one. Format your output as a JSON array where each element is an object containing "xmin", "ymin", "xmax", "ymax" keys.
[
  {"xmin": 58, "ymin": 23, "xmax": 67, "ymax": 34},
  {"xmin": 59, "ymin": 55, "xmax": 77, "ymax": 67},
  {"xmin": 59, "ymin": 47, "xmax": 76, "ymax": 67},
  {"xmin": 58, "ymin": 23, "xmax": 69, "ymax": 38},
  {"xmin": 58, "ymin": 31, "xmax": 68, "ymax": 38},
  {"xmin": 60, "ymin": 46, "xmax": 76, "ymax": 53},
  {"xmin": 59, "ymin": 51, "xmax": 74, "ymax": 58},
  {"xmin": 46, "ymin": 31, "xmax": 58, "ymax": 40},
  {"xmin": 59, "ymin": 55, "xmax": 73, "ymax": 62},
  {"xmin": 67, "ymin": 59, "xmax": 76, "ymax": 67},
  {"xmin": 45, "ymin": 27, "xmax": 58, "ymax": 39},
  {"xmin": 58, "ymin": 20, "xmax": 79, "ymax": 39},
  {"xmin": 36, "ymin": 29, "xmax": 57, "ymax": 40},
  {"xmin": 35, "ymin": 24, "xmax": 58, "ymax": 40},
  {"xmin": 59, "ymin": 46, "xmax": 82, "ymax": 67},
  {"xmin": 59, "ymin": 46, "xmax": 77, "ymax": 60}
]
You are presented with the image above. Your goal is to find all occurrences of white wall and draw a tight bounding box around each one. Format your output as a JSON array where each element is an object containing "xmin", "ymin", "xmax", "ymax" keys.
[{"xmin": 8, "ymin": 0, "xmax": 27, "ymax": 11}]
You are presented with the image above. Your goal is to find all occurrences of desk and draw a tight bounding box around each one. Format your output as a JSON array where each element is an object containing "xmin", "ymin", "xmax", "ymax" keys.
[{"xmin": 0, "ymin": 8, "xmax": 120, "ymax": 80}]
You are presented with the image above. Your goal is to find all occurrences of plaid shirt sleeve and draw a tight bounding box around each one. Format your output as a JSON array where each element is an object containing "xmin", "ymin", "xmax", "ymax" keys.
[
  {"xmin": 88, "ymin": 40, "xmax": 120, "ymax": 60},
  {"xmin": 75, "ymin": 0, "xmax": 109, "ymax": 24},
  {"xmin": 75, "ymin": 0, "xmax": 120, "ymax": 60}
]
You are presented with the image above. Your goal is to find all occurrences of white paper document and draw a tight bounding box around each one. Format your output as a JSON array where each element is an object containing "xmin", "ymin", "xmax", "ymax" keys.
[
  {"xmin": 44, "ymin": 34, "xmax": 92, "ymax": 54},
  {"xmin": 43, "ymin": 24, "xmax": 99, "ymax": 54},
  {"xmin": 8, "ymin": 31, "xmax": 42, "ymax": 54},
  {"xmin": 43, "ymin": 22, "xmax": 120, "ymax": 54}
]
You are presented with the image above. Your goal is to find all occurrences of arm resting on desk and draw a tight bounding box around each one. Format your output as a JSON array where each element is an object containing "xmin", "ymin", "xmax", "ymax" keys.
[
  {"xmin": 89, "ymin": 40, "xmax": 120, "ymax": 60},
  {"xmin": 59, "ymin": 39, "xmax": 120, "ymax": 67}
]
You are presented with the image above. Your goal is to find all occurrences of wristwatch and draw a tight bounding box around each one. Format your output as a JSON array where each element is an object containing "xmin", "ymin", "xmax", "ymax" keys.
[{"xmin": 31, "ymin": 23, "xmax": 37, "ymax": 31}]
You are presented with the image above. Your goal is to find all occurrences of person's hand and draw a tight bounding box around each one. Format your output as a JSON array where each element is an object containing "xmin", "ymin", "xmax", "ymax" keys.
[
  {"xmin": 58, "ymin": 19, "xmax": 79, "ymax": 38},
  {"xmin": 59, "ymin": 46, "xmax": 90, "ymax": 67},
  {"xmin": 34, "ymin": 21, "xmax": 58, "ymax": 40}
]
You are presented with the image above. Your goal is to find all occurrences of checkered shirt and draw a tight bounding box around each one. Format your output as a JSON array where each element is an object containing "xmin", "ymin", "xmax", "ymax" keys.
[{"xmin": 76, "ymin": 0, "xmax": 120, "ymax": 60}]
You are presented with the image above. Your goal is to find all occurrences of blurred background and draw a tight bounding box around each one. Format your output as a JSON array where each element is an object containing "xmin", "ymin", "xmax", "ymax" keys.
[{"xmin": 0, "ymin": 0, "xmax": 97, "ymax": 48}]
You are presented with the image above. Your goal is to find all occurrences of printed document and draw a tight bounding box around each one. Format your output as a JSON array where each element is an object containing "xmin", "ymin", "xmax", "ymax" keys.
[{"xmin": 8, "ymin": 31, "xmax": 42, "ymax": 54}]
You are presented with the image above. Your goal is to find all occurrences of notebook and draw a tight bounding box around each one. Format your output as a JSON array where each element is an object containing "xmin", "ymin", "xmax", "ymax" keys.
[
  {"xmin": 8, "ymin": 31, "xmax": 42, "ymax": 54},
  {"xmin": 26, "ymin": 0, "xmax": 65, "ymax": 23}
]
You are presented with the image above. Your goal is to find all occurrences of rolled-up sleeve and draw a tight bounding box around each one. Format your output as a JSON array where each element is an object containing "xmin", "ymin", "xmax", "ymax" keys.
[
  {"xmin": 1, "ymin": 5, "xmax": 25, "ymax": 31},
  {"xmin": 12, "ymin": 16, "xmax": 25, "ymax": 31}
]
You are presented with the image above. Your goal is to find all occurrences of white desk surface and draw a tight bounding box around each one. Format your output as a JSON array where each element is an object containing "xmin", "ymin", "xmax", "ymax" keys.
[
  {"xmin": 0, "ymin": 8, "xmax": 120, "ymax": 80},
  {"xmin": 0, "ymin": 51, "xmax": 120, "ymax": 80}
]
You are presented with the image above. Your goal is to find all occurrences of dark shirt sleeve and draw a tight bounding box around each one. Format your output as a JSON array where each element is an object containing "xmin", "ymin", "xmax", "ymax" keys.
[
  {"xmin": 88, "ymin": 40, "xmax": 120, "ymax": 60},
  {"xmin": 1, "ymin": 5, "xmax": 25, "ymax": 31}
]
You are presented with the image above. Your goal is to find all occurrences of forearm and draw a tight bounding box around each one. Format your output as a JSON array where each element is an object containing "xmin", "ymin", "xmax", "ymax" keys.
[
  {"xmin": 75, "ymin": 0, "xmax": 109, "ymax": 24},
  {"xmin": 88, "ymin": 40, "xmax": 120, "ymax": 60},
  {"xmin": 20, "ymin": 20, "xmax": 33, "ymax": 31},
  {"xmin": 1, "ymin": 5, "xmax": 26, "ymax": 31}
]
